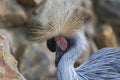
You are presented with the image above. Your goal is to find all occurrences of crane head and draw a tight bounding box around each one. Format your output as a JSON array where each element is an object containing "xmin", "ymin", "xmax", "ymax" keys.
[
  {"xmin": 47, "ymin": 36, "xmax": 75, "ymax": 66},
  {"xmin": 26, "ymin": 0, "xmax": 90, "ymax": 67}
]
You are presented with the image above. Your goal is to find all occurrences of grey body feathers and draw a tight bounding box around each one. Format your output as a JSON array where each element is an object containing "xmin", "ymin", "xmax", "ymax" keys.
[
  {"xmin": 76, "ymin": 48, "xmax": 120, "ymax": 80},
  {"xmin": 56, "ymin": 31, "xmax": 120, "ymax": 80}
]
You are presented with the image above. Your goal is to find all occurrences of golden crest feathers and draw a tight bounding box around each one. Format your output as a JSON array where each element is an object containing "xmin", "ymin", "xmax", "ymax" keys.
[{"xmin": 27, "ymin": 0, "xmax": 89, "ymax": 42}]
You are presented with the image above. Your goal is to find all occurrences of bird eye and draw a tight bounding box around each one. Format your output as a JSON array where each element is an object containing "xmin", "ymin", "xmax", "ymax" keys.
[{"xmin": 47, "ymin": 38, "xmax": 56, "ymax": 52}]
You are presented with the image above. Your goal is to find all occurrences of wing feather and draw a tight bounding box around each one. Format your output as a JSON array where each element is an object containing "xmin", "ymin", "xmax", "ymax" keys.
[{"xmin": 76, "ymin": 48, "xmax": 120, "ymax": 80}]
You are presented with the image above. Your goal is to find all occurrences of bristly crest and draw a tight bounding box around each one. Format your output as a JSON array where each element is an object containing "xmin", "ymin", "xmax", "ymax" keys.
[{"xmin": 27, "ymin": 0, "xmax": 89, "ymax": 42}]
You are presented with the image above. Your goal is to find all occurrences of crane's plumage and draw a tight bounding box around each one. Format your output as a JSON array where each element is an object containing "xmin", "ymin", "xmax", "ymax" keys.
[
  {"xmin": 26, "ymin": 0, "xmax": 120, "ymax": 80},
  {"xmin": 76, "ymin": 48, "xmax": 120, "ymax": 80},
  {"xmin": 27, "ymin": 0, "xmax": 88, "ymax": 42}
]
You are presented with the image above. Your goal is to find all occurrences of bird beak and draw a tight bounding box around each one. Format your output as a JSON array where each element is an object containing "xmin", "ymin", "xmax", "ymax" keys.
[
  {"xmin": 47, "ymin": 36, "xmax": 74, "ymax": 67},
  {"xmin": 47, "ymin": 36, "xmax": 68, "ymax": 67},
  {"xmin": 55, "ymin": 49, "xmax": 65, "ymax": 67},
  {"xmin": 54, "ymin": 36, "xmax": 68, "ymax": 67}
]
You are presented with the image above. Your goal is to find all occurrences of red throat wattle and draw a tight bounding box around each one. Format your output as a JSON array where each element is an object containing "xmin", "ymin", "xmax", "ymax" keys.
[{"xmin": 55, "ymin": 36, "xmax": 68, "ymax": 51}]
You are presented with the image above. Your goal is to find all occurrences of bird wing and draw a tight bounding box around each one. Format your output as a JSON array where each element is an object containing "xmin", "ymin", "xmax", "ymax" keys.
[{"xmin": 76, "ymin": 48, "xmax": 120, "ymax": 80}]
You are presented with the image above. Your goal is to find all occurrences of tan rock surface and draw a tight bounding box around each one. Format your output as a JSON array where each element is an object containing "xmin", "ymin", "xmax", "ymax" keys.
[
  {"xmin": 0, "ymin": 0, "xmax": 27, "ymax": 28},
  {"xmin": 18, "ymin": 0, "xmax": 45, "ymax": 7},
  {"xmin": 0, "ymin": 35, "xmax": 26, "ymax": 80}
]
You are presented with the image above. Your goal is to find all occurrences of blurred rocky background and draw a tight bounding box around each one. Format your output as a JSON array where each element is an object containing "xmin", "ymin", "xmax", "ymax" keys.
[
  {"xmin": 0, "ymin": 35, "xmax": 26, "ymax": 80},
  {"xmin": 0, "ymin": 0, "xmax": 120, "ymax": 80}
]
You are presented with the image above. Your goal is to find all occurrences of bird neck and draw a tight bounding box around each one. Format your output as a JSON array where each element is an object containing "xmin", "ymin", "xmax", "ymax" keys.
[{"xmin": 57, "ymin": 31, "xmax": 87, "ymax": 80}]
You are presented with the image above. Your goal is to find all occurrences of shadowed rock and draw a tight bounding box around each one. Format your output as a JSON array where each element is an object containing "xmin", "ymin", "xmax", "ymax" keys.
[{"xmin": 0, "ymin": 0, "xmax": 27, "ymax": 28}]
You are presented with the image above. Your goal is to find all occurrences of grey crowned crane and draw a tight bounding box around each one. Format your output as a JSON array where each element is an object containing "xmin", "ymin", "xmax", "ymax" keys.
[{"xmin": 27, "ymin": 0, "xmax": 120, "ymax": 80}]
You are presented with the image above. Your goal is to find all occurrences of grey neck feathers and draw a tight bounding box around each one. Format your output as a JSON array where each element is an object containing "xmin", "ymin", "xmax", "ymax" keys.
[{"xmin": 57, "ymin": 31, "xmax": 87, "ymax": 80}]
